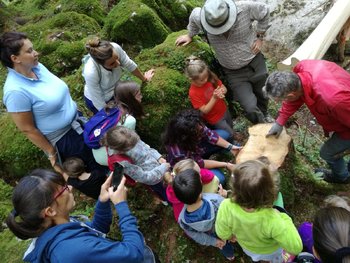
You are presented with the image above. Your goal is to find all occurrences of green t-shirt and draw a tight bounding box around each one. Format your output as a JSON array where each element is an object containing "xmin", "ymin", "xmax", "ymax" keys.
[{"xmin": 215, "ymin": 199, "xmax": 302, "ymax": 255}]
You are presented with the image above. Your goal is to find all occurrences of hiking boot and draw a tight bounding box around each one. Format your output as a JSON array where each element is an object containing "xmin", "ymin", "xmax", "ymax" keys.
[{"xmin": 314, "ymin": 168, "xmax": 350, "ymax": 184}]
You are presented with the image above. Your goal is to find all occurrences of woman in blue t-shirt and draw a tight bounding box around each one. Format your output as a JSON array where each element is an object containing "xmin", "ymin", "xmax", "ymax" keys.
[{"xmin": 0, "ymin": 31, "xmax": 101, "ymax": 173}]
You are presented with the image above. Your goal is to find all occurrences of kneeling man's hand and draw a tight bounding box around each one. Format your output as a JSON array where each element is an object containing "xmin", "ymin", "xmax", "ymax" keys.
[{"xmin": 266, "ymin": 122, "xmax": 283, "ymax": 138}]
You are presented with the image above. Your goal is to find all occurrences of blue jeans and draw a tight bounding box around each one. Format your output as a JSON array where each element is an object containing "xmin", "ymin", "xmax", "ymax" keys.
[
  {"xmin": 320, "ymin": 133, "xmax": 350, "ymax": 181},
  {"xmin": 201, "ymin": 129, "xmax": 231, "ymax": 159},
  {"xmin": 210, "ymin": 168, "xmax": 226, "ymax": 185},
  {"xmin": 213, "ymin": 233, "xmax": 235, "ymax": 258},
  {"xmin": 84, "ymin": 96, "xmax": 99, "ymax": 114}
]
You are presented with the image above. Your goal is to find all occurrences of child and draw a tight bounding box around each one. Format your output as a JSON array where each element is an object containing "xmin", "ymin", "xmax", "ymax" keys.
[
  {"xmin": 298, "ymin": 195, "xmax": 350, "ymax": 263},
  {"xmin": 163, "ymin": 109, "xmax": 241, "ymax": 185},
  {"xmin": 173, "ymin": 167, "xmax": 235, "ymax": 260},
  {"xmin": 165, "ymin": 158, "xmax": 222, "ymax": 221},
  {"xmin": 102, "ymin": 126, "xmax": 170, "ymax": 201},
  {"xmin": 215, "ymin": 160, "xmax": 302, "ymax": 262},
  {"xmin": 185, "ymin": 56, "xmax": 233, "ymax": 138},
  {"xmin": 313, "ymin": 207, "xmax": 350, "ymax": 262},
  {"xmin": 62, "ymin": 157, "xmax": 107, "ymax": 199}
]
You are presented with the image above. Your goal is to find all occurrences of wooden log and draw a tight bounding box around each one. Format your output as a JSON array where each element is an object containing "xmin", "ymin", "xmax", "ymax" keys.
[
  {"xmin": 236, "ymin": 124, "xmax": 292, "ymax": 168},
  {"xmin": 277, "ymin": 0, "xmax": 350, "ymax": 70}
]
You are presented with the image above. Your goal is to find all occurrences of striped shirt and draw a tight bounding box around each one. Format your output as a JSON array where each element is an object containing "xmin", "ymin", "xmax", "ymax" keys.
[{"xmin": 187, "ymin": 1, "xmax": 270, "ymax": 70}]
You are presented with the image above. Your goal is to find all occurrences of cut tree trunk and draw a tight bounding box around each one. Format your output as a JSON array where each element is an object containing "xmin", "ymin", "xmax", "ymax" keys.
[{"xmin": 236, "ymin": 124, "xmax": 292, "ymax": 168}]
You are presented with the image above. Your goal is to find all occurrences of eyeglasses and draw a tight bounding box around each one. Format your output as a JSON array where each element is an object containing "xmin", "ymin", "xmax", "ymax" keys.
[{"xmin": 54, "ymin": 184, "xmax": 69, "ymax": 200}]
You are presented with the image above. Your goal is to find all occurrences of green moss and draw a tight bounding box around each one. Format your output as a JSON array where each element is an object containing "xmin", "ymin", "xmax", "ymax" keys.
[
  {"xmin": 59, "ymin": 0, "xmax": 106, "ymax": 25},
  {"xmin": 103, "ymin": 0, "xmax": 170, "ymax": 48},
  {"xmin": 0, "ymin": 179, "xmax": 13, "ymax": 226},
  {"xmin": 0, "ymin": 229, "xmax": 31, "ymax": 263},
  {"xmin": 141, "ymin": 0, "xmax": 204, "ymax": 31},
  {"xmin": 19, "ymin": 11, "xmax": 101, "ymax": 76},
  {"xmin": 0, "ymin": 114, "xmax": 47, "ymax": 180}
]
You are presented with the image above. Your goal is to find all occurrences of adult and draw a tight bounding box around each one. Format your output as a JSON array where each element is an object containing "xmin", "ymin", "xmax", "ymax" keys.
[
  {"xmin": 176, "ymin": 0, "xmax": 272, "ymax": 124},
  {"xmin": 162, "ymin": 109, "xmax": 241, "ymax": 185},
  {"xmin": 0, "ymin": 31, "xmax": 100, "ymax": 172},
  {"xmin": 265, "ymin": 60, "xmax": 350, "ymax": 184},
  {"xmin": 83, "ymin": 37, "xmax": 154, "ymax": 114},
  {"xmin": 6, "ymin": 169, "xmax": 156, "ymax": 263}
]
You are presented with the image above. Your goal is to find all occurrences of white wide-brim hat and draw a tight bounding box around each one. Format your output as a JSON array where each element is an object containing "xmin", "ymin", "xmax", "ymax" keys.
[{"xmin": 200, "ymin": 0, "xmax": 237, "ymax": 35}]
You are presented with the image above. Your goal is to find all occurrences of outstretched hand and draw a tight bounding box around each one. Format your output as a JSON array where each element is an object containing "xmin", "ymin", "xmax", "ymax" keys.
[
  {"xmin": 175, "ymin": 34, "xmax": 193, "ymax": 46},
  {"xmin": 108, "ymin": 176, "xmax": 127, "ymax": 205},
  {"xmin": 99, "ymin": 173, "xmax": 113, "ymax": 203},
  {"xmin": 266, "ymin": 123, "xmax": 283, "ymax": 138},
  {"xmin": 144, "ymin": 69, "xmax": 155, "ymax": 82}
]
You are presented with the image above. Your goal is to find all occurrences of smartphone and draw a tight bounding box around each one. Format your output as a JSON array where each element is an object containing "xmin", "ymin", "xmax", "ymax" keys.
[{"xmin": 112, "ymin": 162, "xmax": 124, "ymax": 191}]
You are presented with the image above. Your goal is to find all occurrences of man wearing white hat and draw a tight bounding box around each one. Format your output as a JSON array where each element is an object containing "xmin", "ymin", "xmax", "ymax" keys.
[{"xmin": 176, "ymin": 0, "xmax": 271, "ymax": 124}]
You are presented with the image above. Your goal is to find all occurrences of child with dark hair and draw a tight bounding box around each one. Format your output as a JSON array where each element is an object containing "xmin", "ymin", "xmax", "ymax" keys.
[
  {"xmin": 215, "ymin": 160, "xmax": 302, "ymax": 262},
  {"xmin": 62, "ymin": 157, "xmax": 107, "ymax": 200},
  {"xmin": 163, "ymin": 109, "xmax": 241, "ymax": 185},
  {"xmin": 313, "ymin": 207, "xmax": 350, "ymax": 263},
  {"xmin": 173, "ymin": 168, "xmax": 235, "ymax": 260}
]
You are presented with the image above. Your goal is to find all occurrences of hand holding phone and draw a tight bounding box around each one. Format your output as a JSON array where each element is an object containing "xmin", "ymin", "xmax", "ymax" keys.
[{"xmin": 112, "ymin": 162, "xmax": 124, "ymax": 191}]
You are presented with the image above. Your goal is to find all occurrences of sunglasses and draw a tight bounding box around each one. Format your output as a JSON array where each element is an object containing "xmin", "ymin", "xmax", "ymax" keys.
[{"xmin": 54, "ymin": 184, "xmax": 69, "ymax": 200}]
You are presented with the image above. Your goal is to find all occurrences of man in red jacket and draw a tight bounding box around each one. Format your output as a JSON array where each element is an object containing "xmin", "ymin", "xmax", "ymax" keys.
[{"xmin": 264, "ymin": 60, "xmax": 350, "ymax": 184}]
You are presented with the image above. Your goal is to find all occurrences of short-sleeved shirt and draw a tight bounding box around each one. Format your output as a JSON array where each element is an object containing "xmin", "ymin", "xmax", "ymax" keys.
[
  {"xmin": 189, "ymin": 79, "xmax": 227, "ymax": 124},
  {"xmin": 3, "ymin": 63, "xmax": 77, "ymax": 135}
]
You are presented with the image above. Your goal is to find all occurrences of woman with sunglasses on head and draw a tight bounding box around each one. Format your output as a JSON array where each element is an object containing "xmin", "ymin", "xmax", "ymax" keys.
[
  {"xmin": 83, "ymin": 37, "xmax": 154, "ymax": 114},
  {"xmin": 6, "ymin": 169, "xmax": 155, "ymax": 263}
]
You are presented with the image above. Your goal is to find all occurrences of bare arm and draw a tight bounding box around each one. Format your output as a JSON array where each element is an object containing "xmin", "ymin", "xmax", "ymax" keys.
[
  {"xmin": 215, "ymin": 137, "xmax": 242, "ymax": 156},
  {"xmin": 131, "ymin": 68, "xmax": 155, "ymax": 82},
  {"xmin": 10, "ymin": 112, "xmax": 61, "ymax": 171}
]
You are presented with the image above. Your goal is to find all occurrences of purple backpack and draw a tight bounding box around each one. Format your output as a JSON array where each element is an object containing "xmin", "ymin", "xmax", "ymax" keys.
[{"xmin": 83, "ymin": 107, "xmax": 121, "ymax": 149}]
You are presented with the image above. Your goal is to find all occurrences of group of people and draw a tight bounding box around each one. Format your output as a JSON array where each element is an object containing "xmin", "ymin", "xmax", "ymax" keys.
[{"xmin": 1, "ymin": 0, "xmax": 350, "ymax": 262}]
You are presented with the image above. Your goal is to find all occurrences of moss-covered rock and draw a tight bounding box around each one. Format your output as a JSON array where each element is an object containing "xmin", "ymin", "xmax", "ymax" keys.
[
  {"xmin": 58, "ymin": 0, "xmax": 106, "ymax": 25},
  {"xmin": 103, "ymin": 0, "xmax": 170, "ymax": 48},
  {"xmin": 19, "ymin": 11, "xmax": 101, "ymax": 76},
  {"xmin": 0, "ymin": 229, "xmax": 30, "ymax": 263},
  {"xmin": 141, "ymin": 0, "xmax": 204, "ymax": 31},
  {"xmin": 134, "ymin": 31, "xmax": 215, "ymax": 148},
  {"xmin": 0, "ymin": 114, "xmax": 48, "ymax": 180}
]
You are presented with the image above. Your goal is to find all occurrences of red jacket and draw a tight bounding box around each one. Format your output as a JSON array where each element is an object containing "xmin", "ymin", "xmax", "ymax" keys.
[{"xmin": 276, "ymin": 60, "xmax": 350, "ymax": 139}]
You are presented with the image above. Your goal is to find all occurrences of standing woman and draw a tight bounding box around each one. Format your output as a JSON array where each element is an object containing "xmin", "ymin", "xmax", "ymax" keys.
[
  {"xmin": 0, "ymin": 31, "xmax": 100, "ymax": 172},
  {"xmin": 83, "ymin": 37, "xmax": 154, "ymax": 114},
  {"xmin": 6, "ymin": 169, "xmax": 152, "ymax": 262}
]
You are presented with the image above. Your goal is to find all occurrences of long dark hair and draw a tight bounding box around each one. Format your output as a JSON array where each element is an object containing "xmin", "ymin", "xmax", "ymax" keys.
[
  {"xmin": 313, "ymin": 207, "xmax": 350, "ymax": 263},
  {"xmin": 162, "ymin": 109, "xmax": 204, "ymax": 152},
  {"xmin": 6, "ymin": 169, "xmax": 66, "ymax": 240},
  {"xmin": 113, "ymin": 81, "xmax": 144, "ymax": 118},
  {"xmin": 0, "ymin": 31, "xmax": 28, "ymax": 68}
]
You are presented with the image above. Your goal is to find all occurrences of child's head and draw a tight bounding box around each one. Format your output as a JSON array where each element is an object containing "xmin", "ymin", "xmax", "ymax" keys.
[
  {"xmin": 162, "ymin": 109, "xmax": 204, "ymax": 152},
  {"xmin": 164, "ymin": 159, "xmax": 201, "ymax": 184},
  {"xmin": 185, "ymin": 55, "xmax": 218, "ymax": 87},
  {"xmin": 113, "ymin": 81, "xmax": 144, "ymax": 118},
  {"xmin": 324, "ymin": 195, "xmax": 350, "ymax": 212},
  {"xmin": 62, "ymin": 157, "xmax": 85, "ymax": 178},
  {"xmin": 101, "ymin": 126, "xmax": 139, "ymax": 152},
  {"xmin": 232, "ymin": 160, "xmax": 277, "ymax": 209},
  {"xmin": 173, "ymin": 168, "xmax": 202, "ymax": 205},
  {"xmin": 313, "ymin": 207, "xmax": 350, "ymax": 263}
]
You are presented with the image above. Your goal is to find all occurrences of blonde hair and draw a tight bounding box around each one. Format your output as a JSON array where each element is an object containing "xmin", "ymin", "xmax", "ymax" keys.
[
  {"xmin": 101, "ymin": 126, "xmax": 139, "ymax": 152},
  {"xmin": 232, "ymin": 160, "xmax": 277, "ymax": 209},
  {"xmin": 85, "ymin": 37, "xmax": 114, "ymax": 65},
  {"xmin": 184, "ymin": 55, "xmax": 219, "ymax": 87},
  {"xmin": 324, "ymin": 195, "xmax": 350, "ymax": 212},
  {"xmin": 164, "ymin": 159, "xmax": 199, "ymax": 184}
]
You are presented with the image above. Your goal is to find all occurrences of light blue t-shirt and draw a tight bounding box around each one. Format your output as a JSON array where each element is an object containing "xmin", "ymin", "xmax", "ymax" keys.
[{"xmin": 3, "ymin": 63, "xmax": 77, "ymax": 135}]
